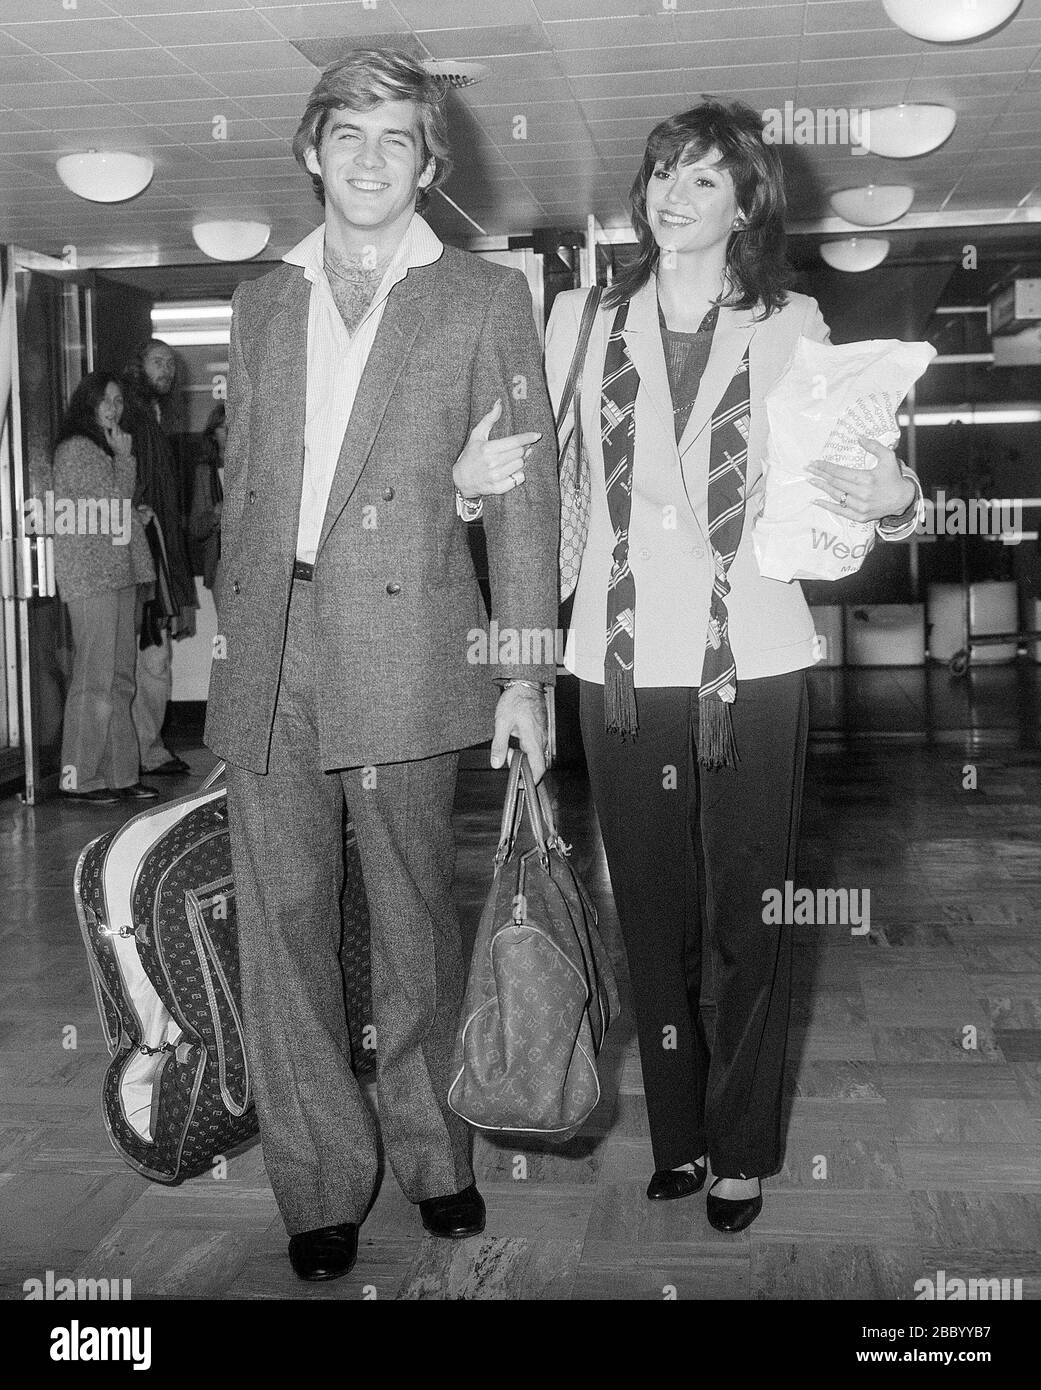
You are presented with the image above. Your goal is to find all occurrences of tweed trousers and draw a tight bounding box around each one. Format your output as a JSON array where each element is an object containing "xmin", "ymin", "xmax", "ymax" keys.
[{"xmin": 226, "ymin": 579, "xmax": 474, "ymax": 1234}]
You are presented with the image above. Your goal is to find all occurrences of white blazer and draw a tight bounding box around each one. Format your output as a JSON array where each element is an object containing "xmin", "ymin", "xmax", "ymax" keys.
[{"xmin": 544, "ymin": 278, "xmax": 830, "ymax": 687}]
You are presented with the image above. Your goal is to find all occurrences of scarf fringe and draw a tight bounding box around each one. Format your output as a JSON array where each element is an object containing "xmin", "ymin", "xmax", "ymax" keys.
[
  {"xmin": 697, "ymin": 696, "xmax": 739, "ymax": 770},
  {"xmin": 605, "ymin": 666, "xmax": 639, "ymax": 737}
]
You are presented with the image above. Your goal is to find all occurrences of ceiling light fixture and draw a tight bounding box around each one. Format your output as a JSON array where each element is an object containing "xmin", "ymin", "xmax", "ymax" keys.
[
  {"xmin": 882, "ymin": 0, "xmax": 1021, "ymax": 43},
  {"xmin": 855, "ymin": 103, "xmax": 957, "ymax": 157},
  {"xmin": 897, "ymin": 405, "xmax": 1041, "ymax": 426},
  {"xmin": 153, "ymin": 331, "xmax": 231, "ymax": 347},
  {"xmin": 56, "ymin": 150, "xmax": 153, "ymax": 203},
  {"xmin": 151, "ymin": 304, "xmax": 232, "ymax": 322},
  {"xmin": 819, "ymin": 237, "xmax": 890, "ymax": 272},
  {"xmin": 191, "ymin": 220, "xmax": 271, "ymax": 262},
  {"xmin": 421, "ymin": 59, "xmax": 489, "ymax": 89},
  {"xmin": 829, "ymin": 185, "xmax": 915, "ymax": 226}
]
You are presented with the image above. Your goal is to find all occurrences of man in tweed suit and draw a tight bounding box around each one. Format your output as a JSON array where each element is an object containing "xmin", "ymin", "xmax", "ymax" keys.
[{"xmin": 204, "ymin": 50, "xmax": 559, "ymax": 1280}]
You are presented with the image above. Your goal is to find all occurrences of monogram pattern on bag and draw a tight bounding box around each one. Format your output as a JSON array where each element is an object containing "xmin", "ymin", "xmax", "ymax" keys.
[
  {"xmin": 559, "ymin": 430, "xmax": 590, "ymax": 602},
  {"xmin": 450, "ymin": 838, "xmax": 619, "ymax": 1138},
  {"xmin": 77, "ymin": 798, "xmax": 375, "ymax": 1183}
]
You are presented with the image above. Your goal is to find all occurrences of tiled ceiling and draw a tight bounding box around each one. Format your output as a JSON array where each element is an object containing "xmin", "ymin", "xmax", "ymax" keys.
[{"xmin": 0, "ymin": 0, "xmax": 1039, "ymax": 265}]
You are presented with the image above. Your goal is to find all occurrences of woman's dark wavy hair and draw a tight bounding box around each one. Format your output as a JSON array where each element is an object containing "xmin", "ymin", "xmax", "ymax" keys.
[
  {"xmin": 292, "ymin": 48, "xmax": 451, "ymax": 212},
  {"xmin": 54, "ymin": 371, "xmax": 121, "ymax": 457},
  {"xmin": 604, "ymin": 98, "xmax": 793, "ymax": 319}
]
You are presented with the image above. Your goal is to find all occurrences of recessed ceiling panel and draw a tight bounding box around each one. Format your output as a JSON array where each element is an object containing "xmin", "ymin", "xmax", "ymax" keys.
[{"xmin": 0, "ymin": 0, "xmax": 1037, "ymax": 260}]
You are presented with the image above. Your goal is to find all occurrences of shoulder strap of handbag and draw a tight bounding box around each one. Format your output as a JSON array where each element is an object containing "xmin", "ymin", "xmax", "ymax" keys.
[{"xmin": 554, "ymin": 286, "xmax": 603, "ymax": 436}]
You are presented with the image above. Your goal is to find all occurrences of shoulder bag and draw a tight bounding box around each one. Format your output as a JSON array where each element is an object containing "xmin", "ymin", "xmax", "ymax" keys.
[{"xmin": 557, "ymin": 286, "xmax": 603, "ymax": 602}]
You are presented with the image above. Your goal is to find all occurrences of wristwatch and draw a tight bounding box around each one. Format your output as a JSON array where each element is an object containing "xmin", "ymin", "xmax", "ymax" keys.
[{"xmin": 455, "ymin": 489, "xmax": 483, "ymax": 521}]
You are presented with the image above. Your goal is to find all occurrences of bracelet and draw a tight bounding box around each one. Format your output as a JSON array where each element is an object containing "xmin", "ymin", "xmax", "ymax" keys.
[{"xmin": 879, "ymin": 465, "xmax": 922, "ymax": 528}]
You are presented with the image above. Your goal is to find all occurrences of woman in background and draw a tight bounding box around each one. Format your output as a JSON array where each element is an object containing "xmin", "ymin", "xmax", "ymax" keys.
[
  {"xmin": 457, "ymin": 100, "xmax": 921, "ymax": 1231},
  {"xmin": 189, "ymin": 402, "xmax": 225, "ymax": 593},
  {"xmin": 53, "ymin": 372, "xmax": 158, "ymax": 804}
]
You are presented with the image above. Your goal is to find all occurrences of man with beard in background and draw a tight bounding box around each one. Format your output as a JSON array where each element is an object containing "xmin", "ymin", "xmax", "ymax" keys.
[{"xmin": 121, "ymin": 338, "xmax": 197, "ymax": 778}]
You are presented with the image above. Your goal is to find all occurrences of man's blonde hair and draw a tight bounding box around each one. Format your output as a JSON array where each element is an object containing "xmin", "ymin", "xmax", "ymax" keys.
[{"xmin": 292, "ymin": 48, "xmax": 452, "ymax": 211}]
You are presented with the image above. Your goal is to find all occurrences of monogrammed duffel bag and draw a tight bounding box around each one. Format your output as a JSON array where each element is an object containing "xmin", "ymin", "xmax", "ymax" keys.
[
  {"xmin": 448, "ymin": 753, "xmax": 619, "ymax": 1138},
  {"xmin": 74, "ymin": 764, "xmax": 373, "ymax": 1183}
]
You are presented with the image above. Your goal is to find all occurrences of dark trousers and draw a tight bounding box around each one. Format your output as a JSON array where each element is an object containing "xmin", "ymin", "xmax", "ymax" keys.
[
  {"xmin": 580, "ymin": 672, "xmax": 808, "ymax": 1177},
  {"xmin": 226, "ymin": 581, "xmax": 474, "ymax": 1234}
]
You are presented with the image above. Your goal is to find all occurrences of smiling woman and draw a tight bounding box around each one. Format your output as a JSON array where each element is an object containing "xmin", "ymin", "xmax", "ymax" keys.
[
  {"xmin": 606, "ymin": 99, "xmax": 793, "ymax": 321},
  {"xmin": 537, "ymin": 97, "xmax": 922, "ymax": 1236}
]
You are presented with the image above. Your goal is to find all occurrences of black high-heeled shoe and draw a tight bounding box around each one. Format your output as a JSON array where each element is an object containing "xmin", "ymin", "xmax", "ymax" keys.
[
  {"xmin": 646, "ymin": 1161, "xmax": 707, "ymax": 1201},
  {"xmin": 706, "ymin": 1177, "xmax": 762, "ymax": 1232}
]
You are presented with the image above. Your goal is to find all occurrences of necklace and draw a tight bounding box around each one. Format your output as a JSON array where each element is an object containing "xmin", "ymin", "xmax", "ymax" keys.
[{"xmin": 324, "ymin": 244, "xmax": 389, "ymax": 285}]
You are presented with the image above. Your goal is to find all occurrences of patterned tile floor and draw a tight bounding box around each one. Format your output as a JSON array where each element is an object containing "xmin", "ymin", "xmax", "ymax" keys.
[{"xmin": 1, "ymin": 669, "xmax": 1040, "ymax": 1300}]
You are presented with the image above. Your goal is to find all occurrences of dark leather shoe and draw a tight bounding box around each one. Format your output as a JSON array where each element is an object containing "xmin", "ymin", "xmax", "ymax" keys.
[
  {"xmin": 120, "ymin": 782, "xmax": 160, "ymax": 800},
  {"xmin": 60, "ymin": 788, "xmax": 119, "ymax": 805},
  {"xmin": 148, "ymin": 756, "xmax": 190, "ymax": 776},
  {"xmin": 706, "ymin": 1178, "xmax": 762, "ymax": 1233},
  {"xmin": 419, "ymin": 1183, "xmax": 486, "ymax": 1239},
  {"xmin": 287, "ymin": 1222, "xmax": 359, "ymax": 1281},
  {"xmin": 647, "ymin": 1163, "xmax": 707, "ymax": 1201}
]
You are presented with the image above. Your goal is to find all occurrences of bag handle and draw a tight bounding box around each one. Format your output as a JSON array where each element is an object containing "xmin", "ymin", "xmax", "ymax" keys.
[
  {"xmin": 494, "ymin": 751, "xmax": 527, "ymax": 867},
  {"xmin": 554, "ymin": 286, "xmax": 602, "ymax": 438},
  {"xmin": 201, "ymin": 760, "xmax": 226, "ymax": 791},
  {"xmin": 531, "ymin": 774, "xmax": 562, "ymax": 848},
  {"xmin": 494, "ymin": 751, "xmax": 554, "ymax": 867},
  {"xmin": 185, "ymin": 897, "xmax": 250, "ymax": 1116},
  {"xmin": 517, "ymin": 756, "xmax": 552, "ymax": 859}
]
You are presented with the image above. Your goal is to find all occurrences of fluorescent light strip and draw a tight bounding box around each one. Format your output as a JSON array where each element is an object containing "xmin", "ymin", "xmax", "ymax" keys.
[
  {"xmin": 434, "ymin": 188, "xmax": 487, "ymax": 236},
  {"xmin": 151, "ymin": 305, "xmax": 232, "ymax": 322},
  {"xmin": 897, "ymin": 408, "xmax": 1041, "ymax": 426},
  {"xmin": 153, "ymin": 330, "xmax": 231, "ymax": 346}
]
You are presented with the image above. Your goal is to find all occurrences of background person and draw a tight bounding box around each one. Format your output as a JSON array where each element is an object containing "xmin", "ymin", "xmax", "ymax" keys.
[
  {"xmin": 189, "ymin": 402, "xmax": 225, "ymax": 592},
  {"xmin": 52, "ymin": 372, "xmax": 158, "ymax": 805},
  {"xmin": 121, "ymin": 338, "xmax": 197, "ymax": 777}
]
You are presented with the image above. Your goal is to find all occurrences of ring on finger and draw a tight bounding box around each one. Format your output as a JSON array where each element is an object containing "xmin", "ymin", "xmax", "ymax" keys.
[{"xmin": 839, "ymin": 491, "xmax": 848, "ymax": 507}]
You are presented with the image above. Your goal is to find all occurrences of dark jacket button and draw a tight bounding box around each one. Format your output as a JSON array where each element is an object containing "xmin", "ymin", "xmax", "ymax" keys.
[
  {"xmin": 232, "ymin": 580, "xmax": 241, "ymax": 595},
  {"xmin": 386, "ymin": 582, "xmax": 401, "ymax": 595},
  {"xmin": 382, "ymin": 487, "xmax": 394, "ymax": 501},
  {"xmin": 248, "ymin": 490, "xmax": 256, "ymax": 503}
]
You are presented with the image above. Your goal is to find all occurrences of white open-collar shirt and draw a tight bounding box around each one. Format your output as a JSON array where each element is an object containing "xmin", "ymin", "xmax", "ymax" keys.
[{"xmin": 283, "ymin": 211, "xmax": 444, "ymax": 565}]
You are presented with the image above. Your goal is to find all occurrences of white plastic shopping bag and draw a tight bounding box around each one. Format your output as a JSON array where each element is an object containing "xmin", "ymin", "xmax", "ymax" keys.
[{"xmin": 752, "ymin": 336, "xmax": 935, "ymax": 582}]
